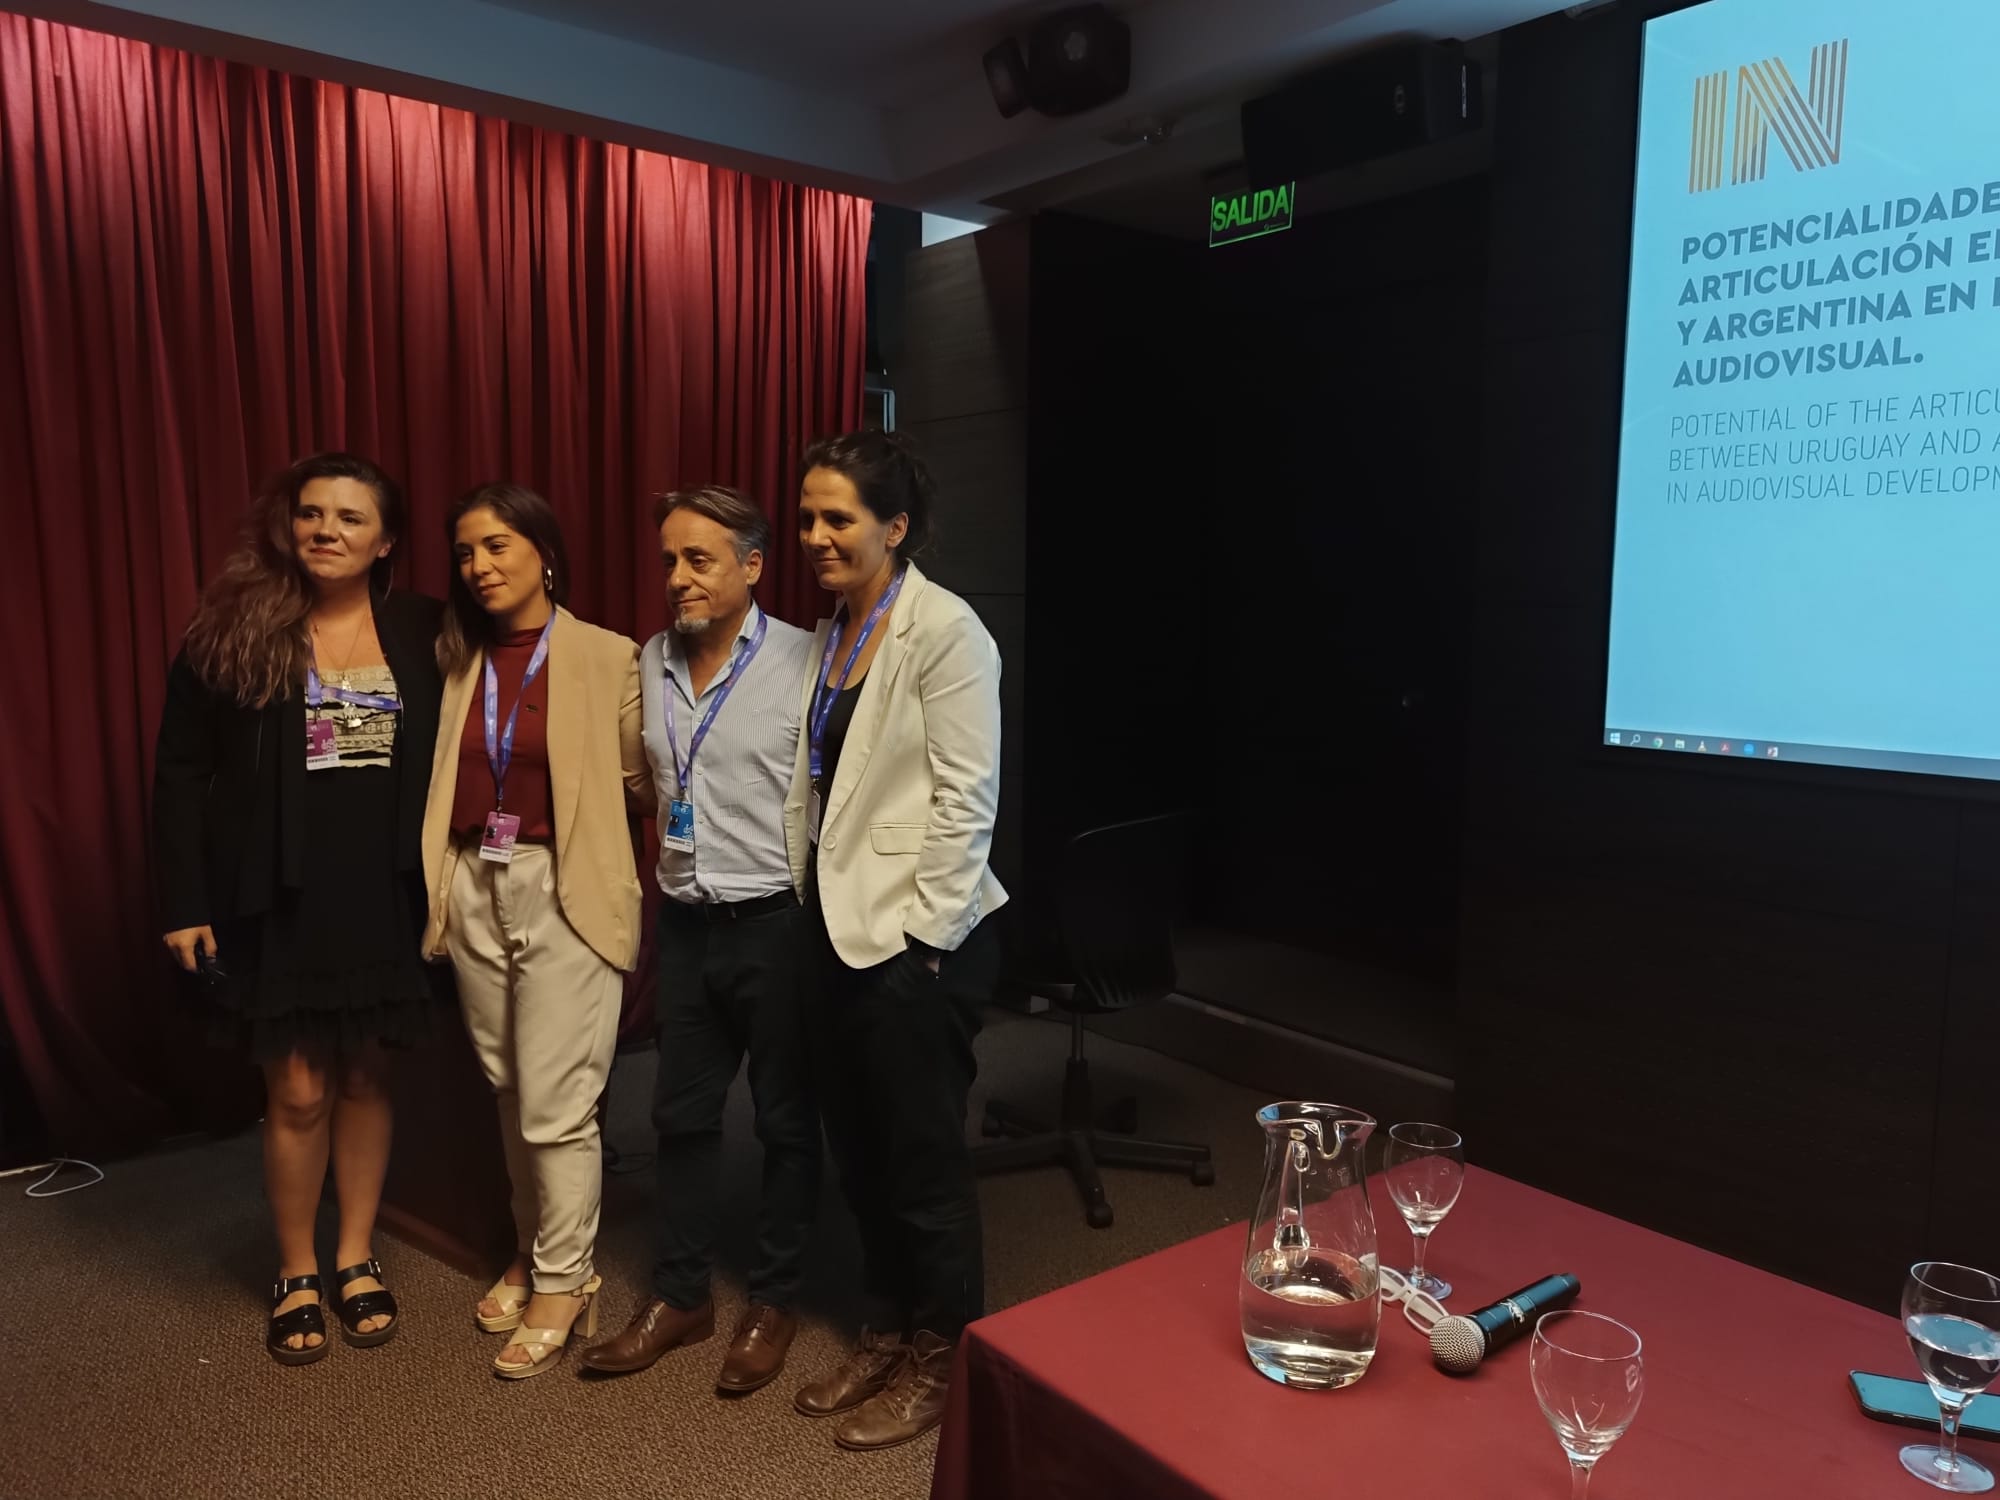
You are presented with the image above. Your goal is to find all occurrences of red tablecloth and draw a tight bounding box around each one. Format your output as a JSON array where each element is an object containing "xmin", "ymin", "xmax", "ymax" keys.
[{"xmin": 932, "ymin": 1165, "xmax": 1956, "ymax": 1500}]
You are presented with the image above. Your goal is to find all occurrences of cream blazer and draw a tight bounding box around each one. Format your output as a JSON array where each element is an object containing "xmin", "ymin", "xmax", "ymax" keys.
[
  {"xmin": 421, "ymin": 607, "xmax": 653, "ymax": 972},
  {"xmin": 784, "ymin": 564, "xmax": 1008, "ymax": 968}
]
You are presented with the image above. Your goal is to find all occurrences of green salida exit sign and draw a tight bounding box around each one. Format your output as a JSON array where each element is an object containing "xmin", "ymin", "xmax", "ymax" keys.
[{"xmin": 1209, "ymin": 183, "xmax": 1296, "ymax": 248}]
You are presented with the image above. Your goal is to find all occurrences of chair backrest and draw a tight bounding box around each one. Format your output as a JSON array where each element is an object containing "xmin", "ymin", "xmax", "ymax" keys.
[{"xmin": 1057, "ymin": 813, "xmax": 1187, "ymax": 1014}]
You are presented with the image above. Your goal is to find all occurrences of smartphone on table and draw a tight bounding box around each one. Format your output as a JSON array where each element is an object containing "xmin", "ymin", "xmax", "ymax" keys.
[{"xmin": 1851, "ymin": 1372, "xmax": 2000, "ymax": 1440}]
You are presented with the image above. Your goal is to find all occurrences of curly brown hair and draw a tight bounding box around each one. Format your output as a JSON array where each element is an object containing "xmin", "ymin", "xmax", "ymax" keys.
[{"xmin": 182, "ymin": 453, "xmax": 406, "ymax": 706}]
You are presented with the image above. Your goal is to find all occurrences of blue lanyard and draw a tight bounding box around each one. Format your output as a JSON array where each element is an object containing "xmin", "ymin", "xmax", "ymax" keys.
[
  {"xmin": 483, "ymin": 614, "xmax": 555, "ymax": 809},
  {"xmin": 808, "ymin": 569, "xmax": 904, "ymax": 780},
  {"xmin": 664, "ymin": 610, "xmax": 768, "ymax": 796},
  {"xmin": 306, "ymin": 653, "xmax": 401, "ymax": 713}
]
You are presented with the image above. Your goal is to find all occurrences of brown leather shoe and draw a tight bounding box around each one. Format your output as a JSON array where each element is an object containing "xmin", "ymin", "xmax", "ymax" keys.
[
  {"xmin": 578, "ymin": 1297, "xmax": 714, "ymax": 1375},
  {"xmin": 716, "ymin": 1303, "xmax": 798, "ymax": 1394},
  {"xmin": 832, "ymin": 1330, "xmax": 954, "ymax": 1451},
  {"xmin": 792, "ymin": 1326, "xmax": 907, "ymax": 1417}
]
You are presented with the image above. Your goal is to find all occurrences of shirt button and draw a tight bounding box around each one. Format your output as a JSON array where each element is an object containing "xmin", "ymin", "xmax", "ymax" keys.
[{"xmin": 823, "ymin": 832, "xmax": 837, "ymax": 852}]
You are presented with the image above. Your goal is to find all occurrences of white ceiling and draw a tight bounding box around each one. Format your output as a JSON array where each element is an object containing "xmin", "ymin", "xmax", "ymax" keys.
[{"xmin": 27, "ymin": 0, "xmax": 1585, "ymax": 221}]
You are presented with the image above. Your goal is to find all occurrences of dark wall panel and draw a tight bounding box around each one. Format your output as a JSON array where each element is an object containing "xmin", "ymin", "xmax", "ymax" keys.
[
  {"xmin": 899, "ymin": 225, "xmax": 1031, "ymax": 981},
  {"xmin": 900, "ymin": 226, "xmax": 1029, "ymax": 427},
  {"xmin": 1023, "ymin": 214, "xmax": 1208, "ymax": 970},
  {"xmin": 901, "ymin": 408, "xmax": 1028, "ymax": 597}
]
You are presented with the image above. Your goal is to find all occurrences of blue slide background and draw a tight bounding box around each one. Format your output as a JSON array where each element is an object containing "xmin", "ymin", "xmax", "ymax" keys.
[{"xmin": 1608, "ymin": 0, "xmax": 2000, "ymax": 767}]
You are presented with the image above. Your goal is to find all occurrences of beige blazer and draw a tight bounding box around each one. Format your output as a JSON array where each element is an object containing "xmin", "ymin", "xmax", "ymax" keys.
[
  {"xmin": 784, "ymin": 564, "xmax": 1008, "ymax": 968},
  {"xmin": 421, "ymin": 607, "xmax": 653, "ymax": 972}
]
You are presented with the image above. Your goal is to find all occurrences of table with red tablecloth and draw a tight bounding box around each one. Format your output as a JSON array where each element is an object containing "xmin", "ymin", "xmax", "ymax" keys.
[{"xmin": 932, "ymin": 1165, "xmax": 1963, "ymax": 1500}]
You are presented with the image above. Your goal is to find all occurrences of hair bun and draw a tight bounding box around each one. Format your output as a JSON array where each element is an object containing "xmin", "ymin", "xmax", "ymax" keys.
[{"xmin": 882, "ymin": 430, "xmax": 937, "ymax": 506}]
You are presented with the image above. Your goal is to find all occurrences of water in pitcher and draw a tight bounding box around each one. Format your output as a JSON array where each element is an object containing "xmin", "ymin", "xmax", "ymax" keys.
[{"xmin": 1240, "ymin": 1244, "xmax": 1381, "ymax": 1389}]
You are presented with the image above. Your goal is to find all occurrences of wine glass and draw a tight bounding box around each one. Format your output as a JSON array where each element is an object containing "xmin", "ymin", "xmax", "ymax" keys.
[
  {"xmin": 1383, "ymin": 1121, "xmax": 1464, "ymax": 1300},
  {"xmin": 1530, "ymin": 1310, "xmax": 1645, "ymax": 1500},
  {"xmin": 1901, "ymin": 1262, "xmax": 2000, "ymax": 1493}
]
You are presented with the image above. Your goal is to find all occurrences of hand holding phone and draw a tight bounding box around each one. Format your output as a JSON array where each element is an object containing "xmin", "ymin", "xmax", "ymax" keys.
[{"xmin": 162, "ymin": 924, "xmax": 217, "ymax": 974}]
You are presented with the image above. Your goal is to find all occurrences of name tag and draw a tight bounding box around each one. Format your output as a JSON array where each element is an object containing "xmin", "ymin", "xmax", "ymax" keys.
[
  {"xmin": 808, "ymin": 788, "xmax": 823, "ymax": 845},
  {"xmin": 662, "ymin": 798, "xmax": 695, "ymax": 853},
  {"xmin": 479, "ymin": 812, "xmax": 521, "ymax": 864},
  {"xmin": 306, "ymin": 717, "xmax": 340, "ymax": 770}
]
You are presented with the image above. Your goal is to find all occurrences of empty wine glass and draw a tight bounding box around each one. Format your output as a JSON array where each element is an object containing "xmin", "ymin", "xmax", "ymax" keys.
[
  {"xmin": 1901, "ymin": 1262, "xmax": 2000, "ymax": 1493},
  {"xmin": 1530, "ymin": 1310, "xmax": 1645, "ymax": 1500},
  {"xmin": 1383, "ymin": 1121, "xmax": 1464, "ymax": 1300}
]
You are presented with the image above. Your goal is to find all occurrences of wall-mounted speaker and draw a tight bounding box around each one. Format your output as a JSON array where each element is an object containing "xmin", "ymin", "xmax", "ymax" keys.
[
  {"xmin": 1028, "ymin": 5, "xmax": 1130, "ymax": 116},
  {"xmin": 983, "ymin": 5, "xmax": 1131, "ymax": 120},
  {"xmin": 1241, "ymin": 41, "xmax": 1483, "ymax": 187},
  {"xmin": 983, "ymin": 38, "xmax": 1030, "ymax": 119}
]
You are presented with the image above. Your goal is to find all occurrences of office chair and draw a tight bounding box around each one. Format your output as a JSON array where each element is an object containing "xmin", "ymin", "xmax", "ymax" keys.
[{"xmin": 974, "ymin": 813, "xmax": 1213, "ymax": 1228}]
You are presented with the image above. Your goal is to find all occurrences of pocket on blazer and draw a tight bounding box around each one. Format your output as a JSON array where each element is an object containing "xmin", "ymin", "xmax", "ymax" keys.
[{"xmin": 869, "ymin": 823, "xmax": 927, "ymax": 855}]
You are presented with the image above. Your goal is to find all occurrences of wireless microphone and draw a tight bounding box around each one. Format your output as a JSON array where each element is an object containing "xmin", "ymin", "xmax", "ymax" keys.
[{"xmin": 1428, "ymin": 1273, "xmax": 1581, "ymax": 1374}]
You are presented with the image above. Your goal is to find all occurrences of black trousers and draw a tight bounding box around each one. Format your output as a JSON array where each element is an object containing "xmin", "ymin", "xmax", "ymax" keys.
[
  {"xmin": 805, "ymin": 903, "xmax": 996, "ymax": 1340},
  {"xmin": 650, "ymin": 897, "xmax": 820, "ymax": 1311}
]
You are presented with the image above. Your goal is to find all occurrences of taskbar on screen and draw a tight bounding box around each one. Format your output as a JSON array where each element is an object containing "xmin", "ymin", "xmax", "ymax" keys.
[{"xmin": 1602, "ymin": 730, "xmax": 2000, "ymax": 783}]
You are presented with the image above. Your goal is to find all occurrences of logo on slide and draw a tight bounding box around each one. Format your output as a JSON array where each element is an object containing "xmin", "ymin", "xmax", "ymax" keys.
[{"xmin": 1688, "ymin": 39, "xmax": 1849, "ymax": 193}]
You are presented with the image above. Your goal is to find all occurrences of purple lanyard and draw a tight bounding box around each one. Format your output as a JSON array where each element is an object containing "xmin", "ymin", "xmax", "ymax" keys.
[
  {"xmin": 305, "ymin": 653, "xmax": 401, "ymax": 713},
  {"xmin": 482, "ymin": 614, "xmax": 555, "ymax": 809},
  {"xmin": 664, "ymin": 610, "xmax": 768, "ymax": 795},
  {"xmin": 808, "ymin": 569, "xmax": 904, "ymax": 780}
]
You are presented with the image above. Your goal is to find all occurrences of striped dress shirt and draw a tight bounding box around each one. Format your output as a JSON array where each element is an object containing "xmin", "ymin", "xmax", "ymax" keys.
[{"xmin": 640, "ymin": 604, "xmax": 815, "ymax": 904}]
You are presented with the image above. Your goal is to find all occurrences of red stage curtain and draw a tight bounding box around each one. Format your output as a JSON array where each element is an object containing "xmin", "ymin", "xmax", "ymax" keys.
[{"xmin": 0, "ymin": 14, "xmax": 869, "ymax": 1158}]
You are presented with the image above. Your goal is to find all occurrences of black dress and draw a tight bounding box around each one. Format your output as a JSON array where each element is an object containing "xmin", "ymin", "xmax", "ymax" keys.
[{"xmin": 152, "ymin": 593, "xmax": 447, "ymax": 1062}]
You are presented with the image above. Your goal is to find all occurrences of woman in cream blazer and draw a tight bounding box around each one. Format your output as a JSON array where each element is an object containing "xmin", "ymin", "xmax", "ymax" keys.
[
  {"xmin": 783, "ymin": 430, "xmax": 1006, "ymax": 1453},
  {"xmin": 422, "ymin": 482, "xmax": 651, "ymax": 1381}
]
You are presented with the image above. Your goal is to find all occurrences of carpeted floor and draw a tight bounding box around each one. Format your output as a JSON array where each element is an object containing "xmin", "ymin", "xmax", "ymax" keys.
[{"xmin": 0, "ymin": 1010, "xmax": 1272, "ymax": 1500}]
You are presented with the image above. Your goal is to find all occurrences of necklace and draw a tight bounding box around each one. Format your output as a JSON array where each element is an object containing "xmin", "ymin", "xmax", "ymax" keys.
[{"xmin": 313, "ymin": 608, "xmax": 372, "ymax": 725}]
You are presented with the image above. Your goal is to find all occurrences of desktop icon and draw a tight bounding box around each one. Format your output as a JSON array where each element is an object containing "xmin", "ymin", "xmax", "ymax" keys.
[
  {"xmin": 1767, "ymin": 745, "xmax": 1780, "ymax": 758},
  {"xmin": 1609, "ymin": 732, "xmax": 1622, "ymax": 745},
  {"xmin": 1720, "ymin": 742, "xmax": 1732, "ymax": 753},
  {"xmin": 1743, "ymin": 743, "xmax": 1757, "ymax": 756},
  {"xmin": 1697, "ymin": 741, "xmax": 1708, "ymax": 752},
  {"xmin": 1652, "ymin": 736, "xmax": 1665, "ymax": 748},
  {"xmin": 1674, "ymin": 739, "xmax": 1686, "ymax": 750}
]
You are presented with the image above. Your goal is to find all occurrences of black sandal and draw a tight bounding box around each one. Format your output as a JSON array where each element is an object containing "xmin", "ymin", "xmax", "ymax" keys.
[
  {"xmin": 334, "ymin": 1259, "xmax": 399, "ymax": 1348},
  {"xmin": 267, "ymin": 1273, "xmax": 329, "ymax": 1366}
]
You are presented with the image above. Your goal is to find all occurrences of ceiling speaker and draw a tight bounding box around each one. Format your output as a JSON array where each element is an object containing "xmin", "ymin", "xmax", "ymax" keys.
[
  {"xmin": 984, "ymin": 5, "xmax": 1131, "ymax": 120},
  {"xmin": 1027, "ymin": 5, "xmax": 1130, "ymax": 117}
]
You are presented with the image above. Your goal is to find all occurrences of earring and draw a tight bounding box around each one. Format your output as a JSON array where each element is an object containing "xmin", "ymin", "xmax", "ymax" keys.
[{"xmin": 542, "ymin": 566, "xmax": 555, "ymax": 594}]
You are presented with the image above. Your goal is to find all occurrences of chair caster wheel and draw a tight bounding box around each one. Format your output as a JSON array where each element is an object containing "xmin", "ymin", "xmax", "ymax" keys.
[
  {"xmin": 981, "ymin": 1114, "xmax": 1003, "ymax": 1138},
  {"xmin": 1087, "ymin": 1202, "xmax": 1114, "ymax": 1229},
  {"xmin": 1191, "ymin": 1161, "xmax": 1215, "ymax": 1187}
]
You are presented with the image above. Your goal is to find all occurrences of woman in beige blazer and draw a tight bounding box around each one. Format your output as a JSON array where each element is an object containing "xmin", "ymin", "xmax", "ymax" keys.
[
  {"xmin": 422, "ymin": 481, "xmax": 652, "ymax": 1380},
  {"xmin": 783, "ymin": 430, "xmax": 1007, "ymax": 1452}
]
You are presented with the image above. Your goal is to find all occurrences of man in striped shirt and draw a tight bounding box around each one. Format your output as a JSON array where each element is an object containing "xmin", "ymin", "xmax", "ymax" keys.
[{"xmin": 580, "ymin": 486, "xmax": 819, "ymax": 1397}]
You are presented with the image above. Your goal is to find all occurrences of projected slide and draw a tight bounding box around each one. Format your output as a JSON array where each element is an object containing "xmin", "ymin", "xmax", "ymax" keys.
[{"xmin": 1607, "ymin": 0, "xmax": 2000, "ymax": 779}]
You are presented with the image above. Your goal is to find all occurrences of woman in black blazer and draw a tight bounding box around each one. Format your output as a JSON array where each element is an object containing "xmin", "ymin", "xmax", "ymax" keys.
[{"xmin": 152, "ymin": 452, "xmax": 444, "ymax": 1365}]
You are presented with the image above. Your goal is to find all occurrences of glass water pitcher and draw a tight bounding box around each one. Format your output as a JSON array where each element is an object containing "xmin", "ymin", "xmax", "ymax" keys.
[{"xmin": 1240, "ymin": 1102, "xmax": 1381, "ymax": 1390}]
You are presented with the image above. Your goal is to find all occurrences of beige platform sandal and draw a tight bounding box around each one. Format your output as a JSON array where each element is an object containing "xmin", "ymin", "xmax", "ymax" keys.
[
  {"xmin": 492, "ymin": 1277, "xmax": 601, "ymax": 1380},
  {"xmin": 475, "ymin": 1274, "xmax": 532, "ymax": 1334}
]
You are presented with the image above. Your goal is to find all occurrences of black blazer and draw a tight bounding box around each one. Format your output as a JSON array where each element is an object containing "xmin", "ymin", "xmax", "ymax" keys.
[{"xmin": 151, "ymin": 591, "xmax": 445, "ymax": 933}]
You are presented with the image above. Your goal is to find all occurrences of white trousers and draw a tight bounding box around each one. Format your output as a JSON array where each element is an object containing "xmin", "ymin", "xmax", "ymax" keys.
[{"xmin": 446, "ymin": 844, "xmax": 622, "ymax": 1294}]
